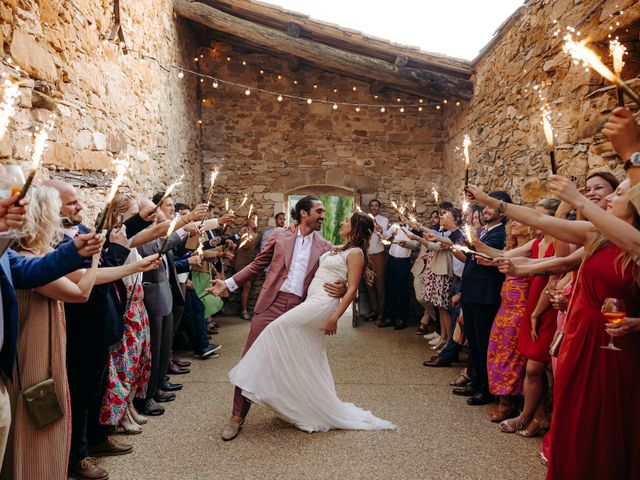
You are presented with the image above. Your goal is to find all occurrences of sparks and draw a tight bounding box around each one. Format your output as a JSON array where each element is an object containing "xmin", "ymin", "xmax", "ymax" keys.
[
  {"xmin": 253, "ymin": 214, "xmax": 258, "ymax": 228},
  {"xmin": 461, "ymin": 197, "xmax": 470, "ymax": 216},
  {"xmin": 431, "ymin": 186, "xmax": 440, "ymax": 204},
  {"xmin": 609, "ymin": 38, "xmax": 627, "ymax": 76},
  {"xmin": 158, "ymin": 214, "xmax": 181, "ymax": 255},
  {"xmin": 238, "ymin": 193, "xmax": 248, "ymax": 211},
  {"xmin": 247, "ymin": 203, "xmax": 254, "ymax": 220},
  {"xmin": 452, "ymin": 244, "xmax": 493, "ymax": 261},
  {"xmin": 238, "ymin": 233, "xmax": 254, "ymax": 249},
  {"xmin": 225, "ymin": 197, "xmax": 229, "ymax": 212},
  {"xmin": 107, "ymin": 159, "xmax": 129, "ymax": 206},
  {"xmin": 463, "ymin": 134, "xmax": 471, "ymax": 168},
  {"xmin": 463, "ymin": 224, "xmax": 473, "ymax": 244},
  {"xmin": 158, "ymin": 174, "xmax": 184, "ymax": 207},
  {"xmin": 541, "ymin": 104, "xmax": 554, "ymax": 150},
  {"xmin": 0, "ymin": 79, "xmax": 19, "ymax": 142},
  {"xmin": 563, "ymin": 34, "xmax": 616, "ymax": 83}
]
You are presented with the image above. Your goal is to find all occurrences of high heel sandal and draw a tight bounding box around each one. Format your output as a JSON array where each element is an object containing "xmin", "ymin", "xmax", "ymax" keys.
[
  {"xmin": 116, "ymin": 410, "xmax": 142, "ymax": 435},
  {"xmin": 499, "ymin": 415, "xmax": 528, "ymax": 433},
  {"xmin": 128, "ymin": 403, "xmax": 148, "ymax": 425},
  {"xmin": 449, "ymin": 369, "xmax": 470, "ymax": 387},
  {"xmin": 489, "ymin": 406, "xmax": 517, "ymax": 423},
  {"xmin": 516, "ymin": 417, "xmax": 550, "ymax": 437}
]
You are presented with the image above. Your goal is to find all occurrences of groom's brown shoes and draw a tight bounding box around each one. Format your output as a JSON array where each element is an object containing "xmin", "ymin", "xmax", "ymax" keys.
[{"xmin": 221, "ymin": 416, "xmax": 245, "ymax": 441}]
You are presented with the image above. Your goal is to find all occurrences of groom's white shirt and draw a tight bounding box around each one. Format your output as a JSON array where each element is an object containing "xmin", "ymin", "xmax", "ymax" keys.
[{"xmin": 225, "ymin": 227, "xmax": 314, "ymax": 297}]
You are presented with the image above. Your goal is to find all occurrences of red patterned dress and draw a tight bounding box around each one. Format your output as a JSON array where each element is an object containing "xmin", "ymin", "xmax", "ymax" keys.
[
  {"xmin": 547, "ymin": 243, "xmax": 640, "ymax": 479},
  {"xmin": 99, "ymin": 250, "xmax": 152, "ymax": 425}
]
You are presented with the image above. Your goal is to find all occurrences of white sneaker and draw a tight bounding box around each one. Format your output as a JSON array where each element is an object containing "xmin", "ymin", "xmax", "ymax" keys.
[
  {"xmin": 424, "ymin": 332, "xmax": 439, "ymax": 340},
  {"xmin": 428, "ymin": 336, "xmax": 441, "ymax": 346}
]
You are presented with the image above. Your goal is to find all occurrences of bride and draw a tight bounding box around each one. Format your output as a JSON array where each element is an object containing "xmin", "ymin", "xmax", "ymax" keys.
[{"xmin": 228, "ymin": 211, "xmax": 396, "ymax": 433}]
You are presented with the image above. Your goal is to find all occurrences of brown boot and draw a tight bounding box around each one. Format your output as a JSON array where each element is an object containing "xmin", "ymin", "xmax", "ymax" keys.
[
  {"xmin": 221, "ymin": 416, "xmax": 245, "ymax": 441},
  {"xmin": 70, "ymin": 457, "xmax": 109, "ymax": 480},
  {"xmin": 88, "ymin": 437, "xmax": 133, "ymax": 457}
]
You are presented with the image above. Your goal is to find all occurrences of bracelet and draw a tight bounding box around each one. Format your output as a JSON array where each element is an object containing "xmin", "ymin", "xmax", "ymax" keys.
[{"xmin": 497, "ymin": 201, "xmax": 506, "ymax": 214}]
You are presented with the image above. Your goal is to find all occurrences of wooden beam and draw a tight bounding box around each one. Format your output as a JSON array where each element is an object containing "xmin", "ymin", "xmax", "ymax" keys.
[
  {"xmin": 174, "ymin": 0, "xmax": 473, "ymax": 100},
  {"xmin": 286, "ymin": 54, "xmax": 300, "ymax": 72},
  {"xmin": 200, "ymin": 0, "xmax": 472, "ymax": 77}
]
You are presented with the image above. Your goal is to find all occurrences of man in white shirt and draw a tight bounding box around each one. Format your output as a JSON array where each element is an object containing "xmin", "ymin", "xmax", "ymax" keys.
[
  {"xmin": 365, "ymin": 199, "xmax": 389, "ymax": 323},
  {"xmin": 209, "ymin": 196, "xmax": 346, "ymax": 441},
  {"xmin": 379, "ymin": 222, "xmax": 418, "ymax": 330}
]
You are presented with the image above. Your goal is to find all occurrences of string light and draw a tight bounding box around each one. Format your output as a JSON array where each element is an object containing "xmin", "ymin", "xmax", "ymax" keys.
[
  {"xmin": 400, "ymin": 107, "xmax": 405, "ymax": 113},
  {"xmin": 277, "ymin": 94, "xmax": 283, "ymax": 102},
  {"xmin": 306, "ymin": 98, "xmax": 312, "ymax": 104},
  {"xmin": 352, "ymin": 86, "xmax": 357, "ymax": 91},
  {"xmin": 332, "ymin": 103, "xmax": 338, "ymax": 110},
  {"xmin": 177, "ymin": 71, "xmax": 184, "ymax": 79},
  {"xmin": 277, "ymin": 75, "xmax": 282, "ymax": 80},
  {"xmin": 380, "ymin": 107, "xmax": 385, "ymax": 113},
  {"xmin": 212, "ymin": 81, "xmax": 218, "ymax": 88},
  {"xmin": 244, "ymin": 88, "xmax": 251, "ymax": 95},
  {"xmin": 355, "ymin": 106, "xmax": 361, "ymax": 112}
]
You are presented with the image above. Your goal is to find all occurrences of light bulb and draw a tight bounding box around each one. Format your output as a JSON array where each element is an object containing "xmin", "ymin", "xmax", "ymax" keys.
[
  {"xmin": 193, "ymin": 57, "xmax": 198, "ymax": 62},
  {"xmin": 396, "ymin": 98, "xmax": 401, "ymax": 102},
  {"xmin": 177, "ymin": 71, "xmax": 184, "ymax": 79},
  {"xmin": 306, "ymin": 98, "xmax": 312, "ymax": 104},
  {"xmin": 443, "ymin": 99, "xmax": 448, "ymax": 104},
  {"xmin": 352, "ymin": 86, "xmax": 357, "ymax": 91},
  {"xmin": 419, "ymin": 99, "xmax": 423, "ymax": 104},
  {"xmin": 436, "ymin": 105, "xmax": 441, "ymax": 110},
  {"xmin": 199, "ymin": 78, "xmax": 204, "ymax": 83},
  {"xmin": 294, "ymin": 80, "xmax": 298, "ymax": 84},
  {"xmin": 380, "ymin": 107, "xmax": 385, "ymax": 113},
  {"xmin": 245, "ymin": 88, "xmax": 251, "ymax": 95},
  {"xmin": 456, "ymin": 101, "xmax": 460, "ymax": 106},
  {"xmin": 313, "ymin": 84, "xmax": 318, "ymax": 89},
  {"xmin": 333, "ymin": 88, "xmax": 338, "ymax": 93},
  {"xmin": 212, "ymin": 81, "xmax": 219, "ymax": 88},
  {"xmin": 277, "ymin": 75, "xmax": 282, "ymax": 79},
  {"xmin": 242, "ymin": 61, "xmax": 246, "ymax": 65},
  {"xmin": 355, "ymin": 106, "xmax": 360, "ymax": 112},
  {"xmin": 260, "ymin": 70, "xmax": 264, "ymax": 74},
  {"xmin": 400, "ymin": 107, "xmax": 405, "ymax": 113},
  {"xmin": 277, "ymin": 95, "xmax": 283, "ymax": 102},
  {"xmin": 374, "ymin": 95, "xmax": 378, "ymax": 99},
  {"xmin": 418, "ymin": 107, "xmax": 423, "ymax": 112},
  {"xmin": 332, "ymin": 104, "xmax": 338, "ymax": 110},
  {"xmin": 226, "ymin": 56, "xmax": 231, "ymax": 61}
]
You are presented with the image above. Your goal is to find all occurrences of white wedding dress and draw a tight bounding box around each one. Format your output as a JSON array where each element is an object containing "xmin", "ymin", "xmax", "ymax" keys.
[{"xmin": 229, "ymin": 248, "xmax": 396, "ymax": 433}]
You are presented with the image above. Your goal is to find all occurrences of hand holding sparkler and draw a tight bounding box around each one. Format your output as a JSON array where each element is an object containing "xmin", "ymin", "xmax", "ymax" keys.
[
  {"xmin": 602, "ymin": 107, "xmax": 640, "ymax": 163},
  {"xmin": 0, "ymin": 194, "xmax": 27, "ymax": 232}
]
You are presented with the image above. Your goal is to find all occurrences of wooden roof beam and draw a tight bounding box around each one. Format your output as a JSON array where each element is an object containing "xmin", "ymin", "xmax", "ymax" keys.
[{"xmin": 174, "ymin": 0, "xmax": 473, "ymax": 100}]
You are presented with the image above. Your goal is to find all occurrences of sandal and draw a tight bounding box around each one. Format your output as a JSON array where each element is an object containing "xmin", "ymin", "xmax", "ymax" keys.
[
  {"xmin": 449, "ymin": 369, "xmax": 471, "ymax": 387},
  {"xmin": 240, "ymin": 311, "xmax": 251, "ymax": 321},
  {"xmin": 489, "ymin": 407, "xmax": 517, "ymax": 423},
  {"xmin": 499, "ymin": 415, "xmax": 528, "ymax": 433},
  {"xmin": 416, "ymin": 324, "xmax": 429, "ymax": 335},
  {"xmin": 516, "ymin": 417, "xmax": 550, "ymax": 437},
  {"xmin": 116, "ymin": 410, "xmax": 142, "ymax": 435}
]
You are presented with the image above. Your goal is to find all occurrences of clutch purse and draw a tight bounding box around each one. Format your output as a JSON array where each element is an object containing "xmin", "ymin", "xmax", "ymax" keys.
[
  {"xmin": 16, "ymin": 300, "xmax": 64, "ymax": 429},
  {"xmin": 549, "ymin": 329, "xmax": 564, "ymax": 358},
  {"xmin": 21, "ymin": 378, "xmax": 63, "ymax": 429}
]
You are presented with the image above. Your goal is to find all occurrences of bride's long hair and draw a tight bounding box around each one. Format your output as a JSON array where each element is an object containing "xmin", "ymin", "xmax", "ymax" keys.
[{"xmin": 340, "ymin": 211, "xmax": 375, "ymax": 286}]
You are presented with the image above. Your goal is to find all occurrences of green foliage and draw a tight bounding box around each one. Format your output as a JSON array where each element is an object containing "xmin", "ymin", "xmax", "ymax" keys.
[
  {"xmin": 332, "ymin": 196, "xmax": 353, "ymax": 243},
  {"xmin": 287, "ymin": 194, "xmax": 354, "ymax": 245}
]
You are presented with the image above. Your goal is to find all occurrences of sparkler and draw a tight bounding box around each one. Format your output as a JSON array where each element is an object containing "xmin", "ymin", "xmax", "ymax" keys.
[
  {"xmin": 563, "ymin": 34, "xmax": 640, "ymax": 107},
  {"xmin": 463, "ymin": 134, "xmax": 471, "ymax": 187},
  {"xmin": 205, "ymin": 167, "xmax": 220, "ymax": 205},
  {"xmin": 95, "ymin": 159, "xmax": 129, "ymax": 232},
  {"xmin": 224, "ymin": 197, "xmax": 229, "ymax": 212},
  {"xmin": 238, "ymin": 232, "xmax": 254, "ymax": 249},
  {"xmin": 0, "ymin": 78, "xmax": 19, "ymax": 142},
  {"xmin": 16, "ymin": 121, "xmax": 54, "ymax": 202},
  {"xmin": 158, "ymin": 214, "xmax": 181, "ymax": 255},
  {"xmin": 452, "ymin": 244, "xmax": 493, "ymax": 261},
  {"xmin": 609, "ymin": 39, "xmax": 627, "ymax": 106},
  {"xmin": 253, "ymin": 214, "xmax": 258, "ymax": 228},
  {"xmin": 463, "ymin": 224, "xmax": 474, "ymax": 245},
  {"xmin": 247, "ymin": 203, "xmax": 254, "ymax": 221},
  {"xmin": 541, "ymin": 104, "xmax": 557, "ymax": 174},
  {"xmin": 237, "ymin": 193, "xmax": 248, "ymax": 211}
]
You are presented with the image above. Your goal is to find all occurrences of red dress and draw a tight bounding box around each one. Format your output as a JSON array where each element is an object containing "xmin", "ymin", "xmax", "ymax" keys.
[
  {"xmin": 518, "ymin": 237, "xmax": 557, "ymax": 363},
  {"xmin": 547, "ymin": 244, "xmax": 640, "ymax": 479}
]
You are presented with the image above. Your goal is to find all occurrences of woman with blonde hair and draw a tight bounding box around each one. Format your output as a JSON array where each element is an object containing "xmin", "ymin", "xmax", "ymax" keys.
[{"xmin": 2, "ymin": 186, "xmax": 101, "ymax": 480}]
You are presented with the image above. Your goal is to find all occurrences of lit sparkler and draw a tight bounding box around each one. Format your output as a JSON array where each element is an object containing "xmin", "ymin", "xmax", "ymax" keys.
[
  {"xmin": 247, "ymin": 203, "xmax": 254, "ymax": 221},
  {"xmin": 541, "ymin": 104, "xmax": 557, "ymax": 174},
  {"xmin": 0, "ymin": 78, "xmax": 19, "ymax": 142},
  {"xmin": 158, "ymin": 214, "xmax": 181, "ymax": 255},
  {"xmin": 95, "ymin": 158, "xmax": 129, "ymax": 232},
  {"xmin": 16, "ymin": 120, "xmax": 54, "ymax": 201},
  {"xmin": 452, "ymin": 244, "xmax": 493, "ymax": 261},
  {"xmin": 237, "ymin": 193, "xmax": 248, "ymax": 211},
  {"xmin": 205, "ymin": 166, "xmax": 220, "ymax": 204},
  {"xmin": 563, "ymin": 34, "xmax": 640, "ymax": 107},
  {"xmin": 609, "ymin": 39, "xmax": 627, "ymax": 106},
  {"xmin": 463, "ymin": 134, "xmax": 471, "ymax": 186},
  {"xmin": 225, "ymin": 197, "xmax": 229, "ymax": 212},
  {"xmin": 463, "ymin": 224, "xmax": 474, "ymax": 245},
  {"xmin": 154, "ymin": 174, "xmax": 184, "ymax": 212}
]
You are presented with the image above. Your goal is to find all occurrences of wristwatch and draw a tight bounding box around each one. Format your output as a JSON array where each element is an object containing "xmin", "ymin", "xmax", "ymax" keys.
[{"xmin": 623, "ymin": 151, "xmax": 640, "ymax": 171}]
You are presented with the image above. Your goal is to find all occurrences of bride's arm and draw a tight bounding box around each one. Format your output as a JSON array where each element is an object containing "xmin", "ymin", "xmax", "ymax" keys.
[{"xmin": 324, "ymin": 250, "xmax": 365, "ymax": 335}]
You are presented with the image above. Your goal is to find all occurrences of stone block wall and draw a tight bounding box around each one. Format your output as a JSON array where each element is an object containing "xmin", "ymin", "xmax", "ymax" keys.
[
  {"xmin": 442, "ymin": 0, "xmax": 640, "ymax": 204},
  {"xmin": 198, "ymin": 41, "xmax": 448, "ymax": 226},
  {"xmin": 1, "ymin": 0, "xmax": 202, "ymax": 222}
]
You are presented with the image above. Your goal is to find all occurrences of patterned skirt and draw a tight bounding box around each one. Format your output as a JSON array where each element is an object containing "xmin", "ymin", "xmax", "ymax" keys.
[
  {"xmin": 487, "ymin": 275, "xmax": 529, "ymax": 396},
  {"xmin": 421, "ymin": 251, "xmax": 453, "ymax": 310},
  {"xmin": 99, "ymin": 285, "xmax": 151, "ymax": 426}
]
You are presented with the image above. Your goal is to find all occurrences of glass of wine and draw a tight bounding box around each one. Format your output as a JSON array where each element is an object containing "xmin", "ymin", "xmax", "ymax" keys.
[{"xmin": 601, "ymin": 297, "xmax": 625, "ymax": 351}]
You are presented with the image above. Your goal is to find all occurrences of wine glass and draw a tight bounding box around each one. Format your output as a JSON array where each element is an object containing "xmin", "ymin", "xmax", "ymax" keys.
[{"xmin": 601, "ymin": 298, "xmax": 625, "ymax": 351}]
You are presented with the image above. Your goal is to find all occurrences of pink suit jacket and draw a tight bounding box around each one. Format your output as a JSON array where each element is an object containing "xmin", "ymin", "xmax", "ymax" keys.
[{"xmin": 232, "ymin": 227, "xmax": 332, "ymax": 315}]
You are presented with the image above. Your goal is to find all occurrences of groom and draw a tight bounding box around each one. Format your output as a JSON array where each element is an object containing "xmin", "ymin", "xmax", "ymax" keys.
[{"xmin": 209, "ymin": 196, "xmax": 346, "ymax": 441}]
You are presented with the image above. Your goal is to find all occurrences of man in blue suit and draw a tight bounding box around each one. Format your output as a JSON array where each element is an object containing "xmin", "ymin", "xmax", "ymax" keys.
[{"xmin": 0, "ymin": 193, "xmax": 102, "ymax": 464}]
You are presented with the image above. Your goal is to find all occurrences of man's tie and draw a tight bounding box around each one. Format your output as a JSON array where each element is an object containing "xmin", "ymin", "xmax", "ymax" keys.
[{"xmin": 479, "ymin": 227, "xmax": 488, "ymax": 239}]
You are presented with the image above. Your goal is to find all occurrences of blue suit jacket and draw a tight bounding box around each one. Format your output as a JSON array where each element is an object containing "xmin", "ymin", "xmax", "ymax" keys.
[
  {"xmin": 0, "ymin": 241, "xmax": 86, "ymax": 379},
  {"xmin": 461, "ymin": 223, "xmax": 507, "ymax": 305}
]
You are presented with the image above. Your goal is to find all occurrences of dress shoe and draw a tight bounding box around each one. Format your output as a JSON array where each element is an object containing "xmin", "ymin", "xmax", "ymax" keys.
[
  {"xmin": 467, "ymin": 392, "xmax": 494, "ymax": 406},
  {"xmin": 89, "ymin": 437, "xmax": 133, "ymax": 457},
  {"xmin": 206, "ymin": 325, "xmax": 220, "ymax": 335},
  {"xmin": 168, "ymin": 361, "xmax": 190, "ymax": 375},
  {"xmin": 194, "ymin": 343, "xmax": 221, "ymax": 359},
  {"xmin": 160, "ymin": 379, "xmax": 183, "ymax": 392},
  {"xmin": 378, "ymin": 319, "xmax": 395, "ymax": 328},
  {"xmin": 393, "ymin": 321, "xmax": 407, "ymax": 330},
  {"xmin": 173, "ymin": 357, "xmax": 191, "ymax": 368},
  {"xmin": 154, "ymin": 390, "xmax": 176, "ymax": 403},
  {"xmin": 69, "ymin": 457, "xmax": 108, "ymax": 480},
  {"xmin": 140, "ymin": 398, "xmax": 164, "ymax": 416},
  {"xmin": 452, "ymin": 385, "xmax": 477, "ymax": 397},
  {"xmin": 221, "ymin": 416, "xmax": 245, "ymax": 442},
  {"xmin": 423, "ymin": 357, "xmax": 452, "ymax": 367}
]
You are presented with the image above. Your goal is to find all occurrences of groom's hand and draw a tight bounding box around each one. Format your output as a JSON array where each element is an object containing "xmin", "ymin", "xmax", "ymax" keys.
[
  {"xmin": 208, "ymin": 279, "xmax": 229, "ymax": 298},
  {"xmin": 324, "ymin": 279, "xmax": 347, "ymax": 298}
]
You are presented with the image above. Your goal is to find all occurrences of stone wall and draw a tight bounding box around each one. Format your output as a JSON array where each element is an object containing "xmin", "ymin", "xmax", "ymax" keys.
[
  {"xmin": 198, "ymin": 41, "xmax": 447, "ymax": 227},
  {"xmin": 0, "ymin": 0, "xmax": 202, "ymax": 222},
  {"xmin": 442, "ymin": 0, "xmax": 640, "ymax": 204}
]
